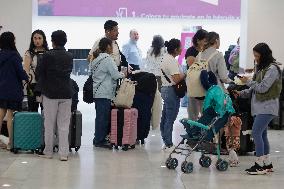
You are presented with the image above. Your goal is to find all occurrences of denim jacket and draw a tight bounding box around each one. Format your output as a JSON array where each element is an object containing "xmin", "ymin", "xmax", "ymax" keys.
[{"xmin": 91, "ymin": 53, "xmax": 124, "ymax": 100}]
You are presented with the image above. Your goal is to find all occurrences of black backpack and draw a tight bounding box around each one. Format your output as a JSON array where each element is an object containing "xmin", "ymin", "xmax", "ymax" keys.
[
  {"xmin": 71, "ymin": 79, "xmax": 79, "ymax": 111},
  {"xmin": 83, "ymin": 75, "xmax": 94, "ymax": 104}
]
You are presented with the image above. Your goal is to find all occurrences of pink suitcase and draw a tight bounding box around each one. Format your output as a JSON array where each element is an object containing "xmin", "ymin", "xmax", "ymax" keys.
[{"xmin": 111, "ymin": 108, "xmax": 138, "ymax": 151}]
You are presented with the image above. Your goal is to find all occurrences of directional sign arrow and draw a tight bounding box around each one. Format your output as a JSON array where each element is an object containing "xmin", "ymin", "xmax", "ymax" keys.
[{"xmin": 200, "ymin": 0, "xmax": 219, "ymax": 6}]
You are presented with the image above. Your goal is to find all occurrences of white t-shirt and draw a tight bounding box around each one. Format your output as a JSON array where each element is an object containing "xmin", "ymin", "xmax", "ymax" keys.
[
  {"xmin": 160, "ymin": 53, "xmax": 180, "ymax": 87},
  {"xmin": 143, "ymin": 47, "xmax": 167, "ymax": 76},
  {"xmin": 89, "ymin": 37, "xmax": 121, "ymax": 66}
]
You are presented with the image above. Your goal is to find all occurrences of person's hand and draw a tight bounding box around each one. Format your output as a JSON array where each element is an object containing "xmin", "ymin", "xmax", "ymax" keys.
[
  {"xmin": 120, "ymin": 67, "xmax": 128, "ymax": 77},
  {"xmin": 128, "ymin": 65, "xmax": 133, "ymax": 73},
  {"xmin": 239, "ymin": 76, "xmax": 249, "ymax": 83}
]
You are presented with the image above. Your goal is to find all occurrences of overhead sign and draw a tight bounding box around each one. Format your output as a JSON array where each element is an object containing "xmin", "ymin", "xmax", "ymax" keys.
[{"xmin": 38, "ymin": 0, "xmax": 240, "ymax": 19}]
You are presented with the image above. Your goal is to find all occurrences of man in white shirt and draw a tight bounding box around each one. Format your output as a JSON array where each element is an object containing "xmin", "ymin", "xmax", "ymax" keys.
[
  {"xmin": 87, "ymin": 20, "xmax": 128, "ymax": 70},
  {"xmin": 122, "ymin": 29, "xmax": 142, "ymax": 71}
]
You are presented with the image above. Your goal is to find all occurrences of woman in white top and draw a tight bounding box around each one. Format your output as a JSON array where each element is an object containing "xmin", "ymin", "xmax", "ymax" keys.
[
  {"xmin": 23, "ymin": 30, "xmax": 49, "ymax": 112},
  {"xmin": 160, "ymin": 38, "xmax": 185, "ymax": 150},
  {"xmin": 144, "ymin": 35, "xmax": 166, "ymax": 91}
]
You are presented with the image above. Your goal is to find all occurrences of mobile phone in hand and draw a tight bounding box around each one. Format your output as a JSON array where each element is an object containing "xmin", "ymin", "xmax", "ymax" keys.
[{"xmin": 236, "ymin": 75, "xmax": 243, "ymax": 78}]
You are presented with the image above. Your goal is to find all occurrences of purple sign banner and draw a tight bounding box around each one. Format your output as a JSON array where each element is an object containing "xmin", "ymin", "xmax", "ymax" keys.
[{"xmin": 38, "ymin": 0, "xmax": 240, "ymax": 19}]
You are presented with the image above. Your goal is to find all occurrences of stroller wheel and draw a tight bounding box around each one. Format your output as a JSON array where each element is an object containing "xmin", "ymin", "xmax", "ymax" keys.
[
  {"xmin": 165, "ymin": 158, "xmax": 172, "ymax": 169},
  {"xmin": 216, "ymin": 159, "xmax": 229, "ymax": 171},
  {"xmin": 165, "ymin": 157, "xmax": 178, "ymax": 169},
  {"xmin": 199, "ymin": 156, "xmax": 212, "ymax": 168},
  {"xmin": 181, "ymin": 161, "xmax": 193, "ymax": 173},
  {"xmin": 170, "ymin": 158, "xmax": 178, "ymax": 169}
]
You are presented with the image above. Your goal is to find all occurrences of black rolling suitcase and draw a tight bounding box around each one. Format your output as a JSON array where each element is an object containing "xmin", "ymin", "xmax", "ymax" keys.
[
  {"xmin": 238, "ymin": 112, "xmax": 255, "ymax": 155},
  {"xmin": 270, "ymin": 101, "xmax": 284, "ymax": 130},
  {"xmin": 69, "ymin": 110, "xmax": 82, "ymax": 152}
]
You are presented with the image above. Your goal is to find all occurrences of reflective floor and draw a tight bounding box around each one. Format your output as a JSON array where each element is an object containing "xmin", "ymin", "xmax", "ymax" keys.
[{"xmin": 1, "ymin": 92, "xmax": 284, "ymax": 189}]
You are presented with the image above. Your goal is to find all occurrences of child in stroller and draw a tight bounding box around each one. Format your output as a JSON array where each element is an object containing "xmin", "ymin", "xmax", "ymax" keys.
[{"xmin": 165, "ymin": 71, "xmax": 235, "ymax": 173}]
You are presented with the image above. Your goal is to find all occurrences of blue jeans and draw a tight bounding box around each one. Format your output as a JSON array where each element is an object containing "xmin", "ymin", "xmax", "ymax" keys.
[
  {"xmin": 252, "ymin": 114, "xmax": 275, "ymax": 157},
  {"xmin": 94, "ymin": 98, "xmax": 111, "ymax": 144},
  {"xmin": 160, "ymin": 86, "xmax": 180, "ymax": 146}
]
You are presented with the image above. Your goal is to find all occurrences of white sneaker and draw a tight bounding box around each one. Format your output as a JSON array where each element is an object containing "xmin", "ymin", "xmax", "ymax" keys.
[{"xmin": 162, "ymin": 145, "xmax": 175, "ymax": 153}]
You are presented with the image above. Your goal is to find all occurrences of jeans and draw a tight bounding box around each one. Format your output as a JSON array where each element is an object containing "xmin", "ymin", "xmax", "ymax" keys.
[
  {"xmin": 252, "ymin": 114, "xmax": 275, "ymax": 157},
  {"xmin": 94, "ymin": 98, "xmax": 111, "ymax": 144},
  {"xmin": 160, "ymin": 86, "xmax": 180, "ymax": 146}
]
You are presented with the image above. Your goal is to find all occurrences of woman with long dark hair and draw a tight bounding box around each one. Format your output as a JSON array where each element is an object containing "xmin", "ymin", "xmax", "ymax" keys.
[
  {"xmin": 235, "ymin": 43, "xmax": 281, "ymax": 175},
  {"xmin": 23, "ymin": 29, "xmax": 49, "ymax": 112},
  {"xmin": 0, "ymin": 32, "xmax": 28, "ymax": 150},
  {"xmin": 144, "ymin": 35, "xmax": 166, "ymax": 91}
]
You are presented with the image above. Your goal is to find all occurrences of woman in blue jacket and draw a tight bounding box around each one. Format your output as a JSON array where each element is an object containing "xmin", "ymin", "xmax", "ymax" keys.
[
  {"xmin": 0, "ymin": 32, "xmax": 28, "ymax": 150},
  {"xmin": 91, "ymin": 38, "xmax": 125, "ymax": 148}
]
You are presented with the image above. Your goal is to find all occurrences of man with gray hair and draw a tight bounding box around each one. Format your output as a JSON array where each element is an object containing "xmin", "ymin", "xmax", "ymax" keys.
[{"xmin": 122, "ymin": 29, "xmax": 142, "ymax": 71}]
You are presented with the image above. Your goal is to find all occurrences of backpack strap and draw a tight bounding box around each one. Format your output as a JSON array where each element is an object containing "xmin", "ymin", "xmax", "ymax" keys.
[{"xmin": 207, "ymin": 51, "xmax": 219, "ymax": 63}]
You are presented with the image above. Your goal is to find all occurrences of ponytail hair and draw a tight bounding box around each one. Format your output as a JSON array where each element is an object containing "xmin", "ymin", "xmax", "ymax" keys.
[
  {"xmin": 165, "ymin": 38, "xmax": 181, "ymax": 54},
  {"xmin": 92, "ymin": 37, "xmax": 112, "ymax": 59}
]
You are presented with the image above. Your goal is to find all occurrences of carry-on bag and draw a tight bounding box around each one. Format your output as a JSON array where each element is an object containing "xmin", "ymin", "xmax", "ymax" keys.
[
  {"xmin": 12, "ymin": 112, "xmax": 42, "ymax": 153},
  {"xmin": 110, "ymin": 108, "xmax": 138, "ymax": 151},
  {"xmin": 69, "ymin": 110, "xmax": 82, "ymax": 152},
  {"xmin": 238, "ymin": 112, "xmax": 255, "ymax": 155}
]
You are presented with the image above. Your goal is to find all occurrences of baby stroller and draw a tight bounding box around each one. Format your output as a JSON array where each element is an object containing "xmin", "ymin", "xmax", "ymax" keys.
[{"xmin": 165, "ymin": 107, "xmax": 229, "ymax": 174}]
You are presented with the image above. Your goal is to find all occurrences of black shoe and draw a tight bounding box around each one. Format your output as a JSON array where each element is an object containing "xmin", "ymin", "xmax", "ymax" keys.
[
  {"xmin": 246, "ymin": 163, "xmax": 267, "ymax": 175},
  {"xmin": 263, "ymin": 163, "xmax": 273, "ymax": 172},
  {"xmin": 94, "ymin": 141, "xmax": 111, "ymax": 149}
]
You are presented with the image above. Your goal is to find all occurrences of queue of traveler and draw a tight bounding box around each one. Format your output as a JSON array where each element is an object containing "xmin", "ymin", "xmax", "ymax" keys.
[{"xmin": 0, "ymin": 20, "xmax": 281, "ymax": 175}]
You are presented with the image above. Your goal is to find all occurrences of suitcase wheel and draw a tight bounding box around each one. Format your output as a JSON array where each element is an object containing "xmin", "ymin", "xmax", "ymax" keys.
[
  {"xmin": 13, "ymin": 148, "xmax": 19, "ymax": 154},
  {"xmin": 69, "ymin": 148, "xmax": 72, "ymax": 152},
  {"xmin": 75, "ymin": 147, "xmax": 80, "ymax": 152},
  {"xmin": 130, "ymin": 145, "xmax": 135, "ymax": 149}
]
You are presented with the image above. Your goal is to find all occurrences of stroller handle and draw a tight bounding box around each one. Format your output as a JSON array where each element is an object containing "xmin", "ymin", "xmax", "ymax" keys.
[{"xmin": 187, "ymin": 120, "xmax": 210, "ymax": 130}]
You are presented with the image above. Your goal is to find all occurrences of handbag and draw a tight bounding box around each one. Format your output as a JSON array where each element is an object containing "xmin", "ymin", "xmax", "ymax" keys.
[
  {"xmin": 161, "ymin": 69, "xmax": 187, "ymax": 98},
  {"xmin": 151, "ymin": 88, "xmax": 162, "ymax": 130},
  {"xmin": 83, "ymin": 75, "xmax": 94, "ymax": 104},
  {"xmin": 113, "ymin": 78, "xmax": 136, "ymax": 108}
]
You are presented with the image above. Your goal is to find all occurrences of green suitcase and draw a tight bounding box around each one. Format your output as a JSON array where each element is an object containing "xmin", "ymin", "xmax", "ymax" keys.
[{"xmin": 12, "ymin": 112, "xmax": 42, "ymax": 153}]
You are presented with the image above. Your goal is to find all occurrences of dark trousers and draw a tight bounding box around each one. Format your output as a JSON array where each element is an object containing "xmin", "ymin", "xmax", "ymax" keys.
[
  {"xmin": 132, "ymin": 91, "xmax": 154, "ymax": 141},
  {"xmin": 27, "ymin": 83, "xmax": 42, "ymax": 112},
  {"xmin": 94, "ymin": 98, "xmax": 111, "ymax": 144}
]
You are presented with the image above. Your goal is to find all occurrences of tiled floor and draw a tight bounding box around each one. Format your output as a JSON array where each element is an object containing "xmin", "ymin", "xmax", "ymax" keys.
[{"xmin": 1, "ymin": 92, "xmax": 284, "ymax": 189}]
